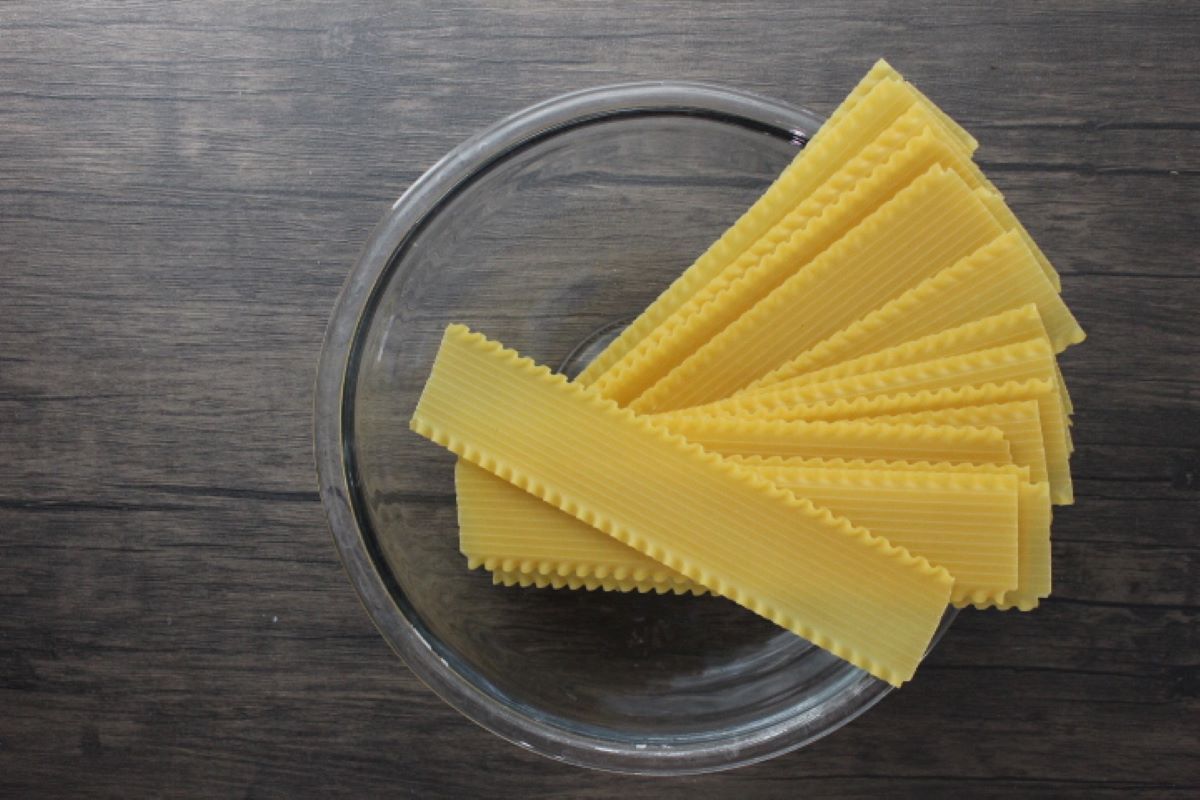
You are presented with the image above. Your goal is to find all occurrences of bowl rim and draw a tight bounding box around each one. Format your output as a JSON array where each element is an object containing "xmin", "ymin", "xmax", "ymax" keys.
[{"xmin": 314, "ymin": 80, "xmax": 952, "ymax": 775}]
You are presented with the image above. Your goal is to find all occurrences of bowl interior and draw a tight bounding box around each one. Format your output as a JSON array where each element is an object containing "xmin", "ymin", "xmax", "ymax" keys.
[{"xmin": 330, "ymin": 89, "xmax": 943, "ymax": 772}]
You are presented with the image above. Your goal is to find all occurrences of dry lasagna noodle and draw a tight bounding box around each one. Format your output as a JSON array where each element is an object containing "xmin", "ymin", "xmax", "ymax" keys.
[
  {"xmin": 465, "ymin": 455, "xmax": 1047, "ymax": 609},
  {"xmin": 729, "ymin": 455, "xmax": 1030, "ymax": 479},
  {"xmin": 463, "ymin": 415, "xmax": 1016, "ymax": 594},
  {"xmin": 462, "ymin": 460, "xmax": 1021, "ymax": 605},
  {"xmin": 453, "ymin": 68, "xmax": 1071, "ymax": 614},
  {"xmin": 817, "ymin": 59, "xmax": 978, "ymax": 154},
  {"xmin": 732, "ymin": 456, "xmax": 1050, "ymax": 610},
  {"xmin": 859, "ymin": 401, "xmax": 1048, "ymax": 486},
  {"xmin": 594, "ymin": 105, "xmax": 987, "ymax": 406},
  {"xmin": 661, "ymin": 415, "xmax": 1011, "ymax": 463},
  {"xmin": 746, "ymin": 304, "xmax": 1052, "ymax": 395},
  {"xmin": 413, "ymin": 325, "xmax": 953, "ymax": 685},
  {"xmin": 751, "ymin": 230, "xmax": 1083, "ymax": 389},
  {"xmin": 665, "ymin": 339, "xmax": 1074, "ymax": 503},
  {"xmin": 578, "ymin": 62, "xmax": 978, "ymax": 387},
  {"xmin": 631, "ymin": 166, "xmax": 1006, "ymax": 412}
]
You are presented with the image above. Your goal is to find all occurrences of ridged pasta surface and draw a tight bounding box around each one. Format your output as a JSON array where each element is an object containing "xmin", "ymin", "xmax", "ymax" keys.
[{"xmin": 413, "ymin": 325, "xmax": 953, "ymax": 685}]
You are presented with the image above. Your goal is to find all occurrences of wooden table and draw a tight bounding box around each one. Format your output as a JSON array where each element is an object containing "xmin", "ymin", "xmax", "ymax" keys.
[{"xmin": 3, "ymin": 2, "xmax": 1196, "ymax": 796}]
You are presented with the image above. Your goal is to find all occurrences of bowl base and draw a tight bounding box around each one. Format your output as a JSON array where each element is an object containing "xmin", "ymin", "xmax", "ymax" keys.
[{"xmin": 558, "ymin": 318, "xmax": 631, "ymax": 380}]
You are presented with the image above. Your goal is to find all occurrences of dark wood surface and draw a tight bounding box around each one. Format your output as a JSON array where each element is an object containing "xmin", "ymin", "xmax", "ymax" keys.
[{"xmin": 2, "ymin": 2, "xmax": 1197, "ymax": 797}]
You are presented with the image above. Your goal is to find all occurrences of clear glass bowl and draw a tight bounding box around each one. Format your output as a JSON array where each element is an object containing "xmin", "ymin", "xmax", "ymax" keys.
[{"xmin": 314, "ymin": 82, "xmax": 955, "ymax": 775}]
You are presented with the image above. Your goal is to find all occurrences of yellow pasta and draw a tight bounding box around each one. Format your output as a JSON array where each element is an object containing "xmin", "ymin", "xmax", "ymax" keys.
[
  {"xmin": 832, "ymin": 73, "xmax": 1057, "ymax": 291},
  {"xmin": 818, "ymin": 59, "xmax": 978, "ymax": 154},
  {"xmin": 488, "ymin": 500, "xmax": 1050, "ymax": 613},
  {"xmin": 729, "ymin": 455, "xmax": 1031, "ymax": 481},
  {"xmin": 474, "ymin": 454, "xmax": 1035, "ymax": 601},
  {"xmin": 995, "ymin": 481, "xmax": 1052, "ymax": 611},
  {"xmin": 666, "ymin": 373, "xmax": 1072, "ymax": 505},
  {"xmin": 471, "ymin": 457, "xmax": 1045, "ymax": 610},
  {"xmin": 580, "ymin": 64, "xmax": 976, "ymax": 387},
  {"xmin": 755, "ymin": 466, "xmax": 1020, "ymax": 604},
  {"xmin": 975, "ymin": 184, "xmax": 1061, "ymax": 291},
  {"xmin": 860, "ymin": 401, "xmax": 1048, "ymax": 485},
  {"xmin": 670, "ymin": 339, "xmax": 1072, "ymax": 502},
  {"xmin": 751, "ymin": 231, "xmax": 1083, "ymax": 388},
  {"xmin": 452, "ymin": 72, "xmax": 1064, "ymax": 589},
  {"xmin": 748, "ymin": 304, "xmax": 1080, "ymax": 448},
  {"xmin": 745, "ymin": 304, "xmax": 1050, "ymax": 397},
  {"xmin": 413, "ymin": 325, "xmax": 953, "ymax": 685},
  {"xmin": 464, "ymin": 412, "xmax": 1016, "ymax": 596},
  {"xmin": 594, "ymin": 110, "xmax": 986, "ymax": 407},
  {"xmin": 489, "ymin": 569, "xmax": 707, "ymax": 596},
  {"xmin": 423, "ymin": 64, "xmax": 1074, "ymax": 668},
  {"xmin": 456, "ymin": 460, "xmax": 700, "ymax": 592},
  {"xmin": 738, "ymin": 456, "xmax": 1050, "ymax": 609},
  {"xmin": 1056, "ymin": 362, "xmax": 1075, "ymax": 419},
  {"xmin": 631, "ymin": 166, "xmax": 1005, "ymax": 412},
  {"xmin": 576, "ymin": 78, "xmax": 904, "ymax": 386},
  {"xmin": 463, "ymin": 460, "xmax": 1019, "ymax": 605},
  {"xmin": 662, "ymin": 415, "xmax": 1012, "ymax": 464},
  {"xmin": 684, "ymin": 339, "xmax": 1057, "ymax": 419}
]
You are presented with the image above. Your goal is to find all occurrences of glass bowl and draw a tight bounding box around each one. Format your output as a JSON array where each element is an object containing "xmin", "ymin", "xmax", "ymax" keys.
[{"xmin": 314, "ymin": 82, "xmax": 955, "ymax": 775}]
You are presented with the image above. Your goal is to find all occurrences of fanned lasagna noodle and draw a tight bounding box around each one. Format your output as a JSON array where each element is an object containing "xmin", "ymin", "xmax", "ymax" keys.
[
  {"xmin": 462, "ymin": 460, "xmax": 1020, "ymax": 606},
  {"xmin": 412, "ymin": 325, "xmax": 953, "ymax": 685},
  {"xmin": 749, "ymin": 466, "xmax": 1020, "ymax": 604},
  {"xmin": 665, "ymin": 342, "xmax": 1074, "ymax": 503},
  {"xmin": 997, "ymin": 480, "xmax": 1052, "ymax": 611},
  {"xmin": 679, "ymin": 339, "xmax": 1063, "ymax": 430},
  {"xmin": 661, "ymin": 415, "xmax": 1012, "ymax": 464},
  {"xmin": 479, "ymin": 486, "xmax": 1046, "ymax": 613},
  {"xmin": 594, "ymin": 110, "xmax": 988, "ymax": 407},
  {"xmin": 489, "ymin": 569, "xmax": 707, "ymax": 596},
  {"xmin": 753, "ymin": 231, "xmax": 1084, "ymax": 388},
  {"xmin": 456, "ymin": 461, "xmax": 702, "ymax": 593},
  {"xmin": 728, "ymin": 455, "xmax": 1031, "ymax": 480},
  {"xmin": 745, "ymin": 305, "xmax": 1051, "ymax": 396},
  {"xmin": 674, "ymin": 423, "xmax": 1064, "ymax": 511},
  {"xmin": 1056, "ymin": 362, "xmax": 1076, "ymax": 418},
  {"xmin": 631, "ymin": 166, "xmax": 1005, "ymax": 412},
  {"xmin": 860, "ymin": 401, "xmax": 1049, "ymax": 485},
  {"xmin": 579, "ymin": 63, "xmax": 977, "ymax": 388},
  {"xmin": 836, "ymin": 68, "xmax": 1057, "ymax": 288},
  {"xmin": 975, "ymin": 184, "xmax": 1062, "ymax": 291},
  {"xmin": 412, "ymin": 63, "xmax": 1082, "ymax": 694},
  {"xmin": 818, "ymin": 59, "xmax": 978, "ymax": 156},
  {"xmin": 449, "ymin": 71, "xmax": 1076, "ymax": 621},
  {"xmin": 681, "ymin": 339, "xmax": 1059, "ymax": 420},
  {"xmin": 474, "ymin": 452, "xmax": 1038, "ymax": 601}
]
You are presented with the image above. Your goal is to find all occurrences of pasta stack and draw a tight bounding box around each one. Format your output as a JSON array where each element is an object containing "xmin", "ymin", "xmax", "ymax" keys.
[{"xmin": 410, "ymin": 61, "xmax": 1084, "ymax": 686}]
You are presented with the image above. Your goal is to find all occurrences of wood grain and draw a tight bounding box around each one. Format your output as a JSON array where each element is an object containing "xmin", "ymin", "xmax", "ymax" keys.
[{"xmin": 1, "ymin": 1, "xmax": 1197, "ymax": 797}]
